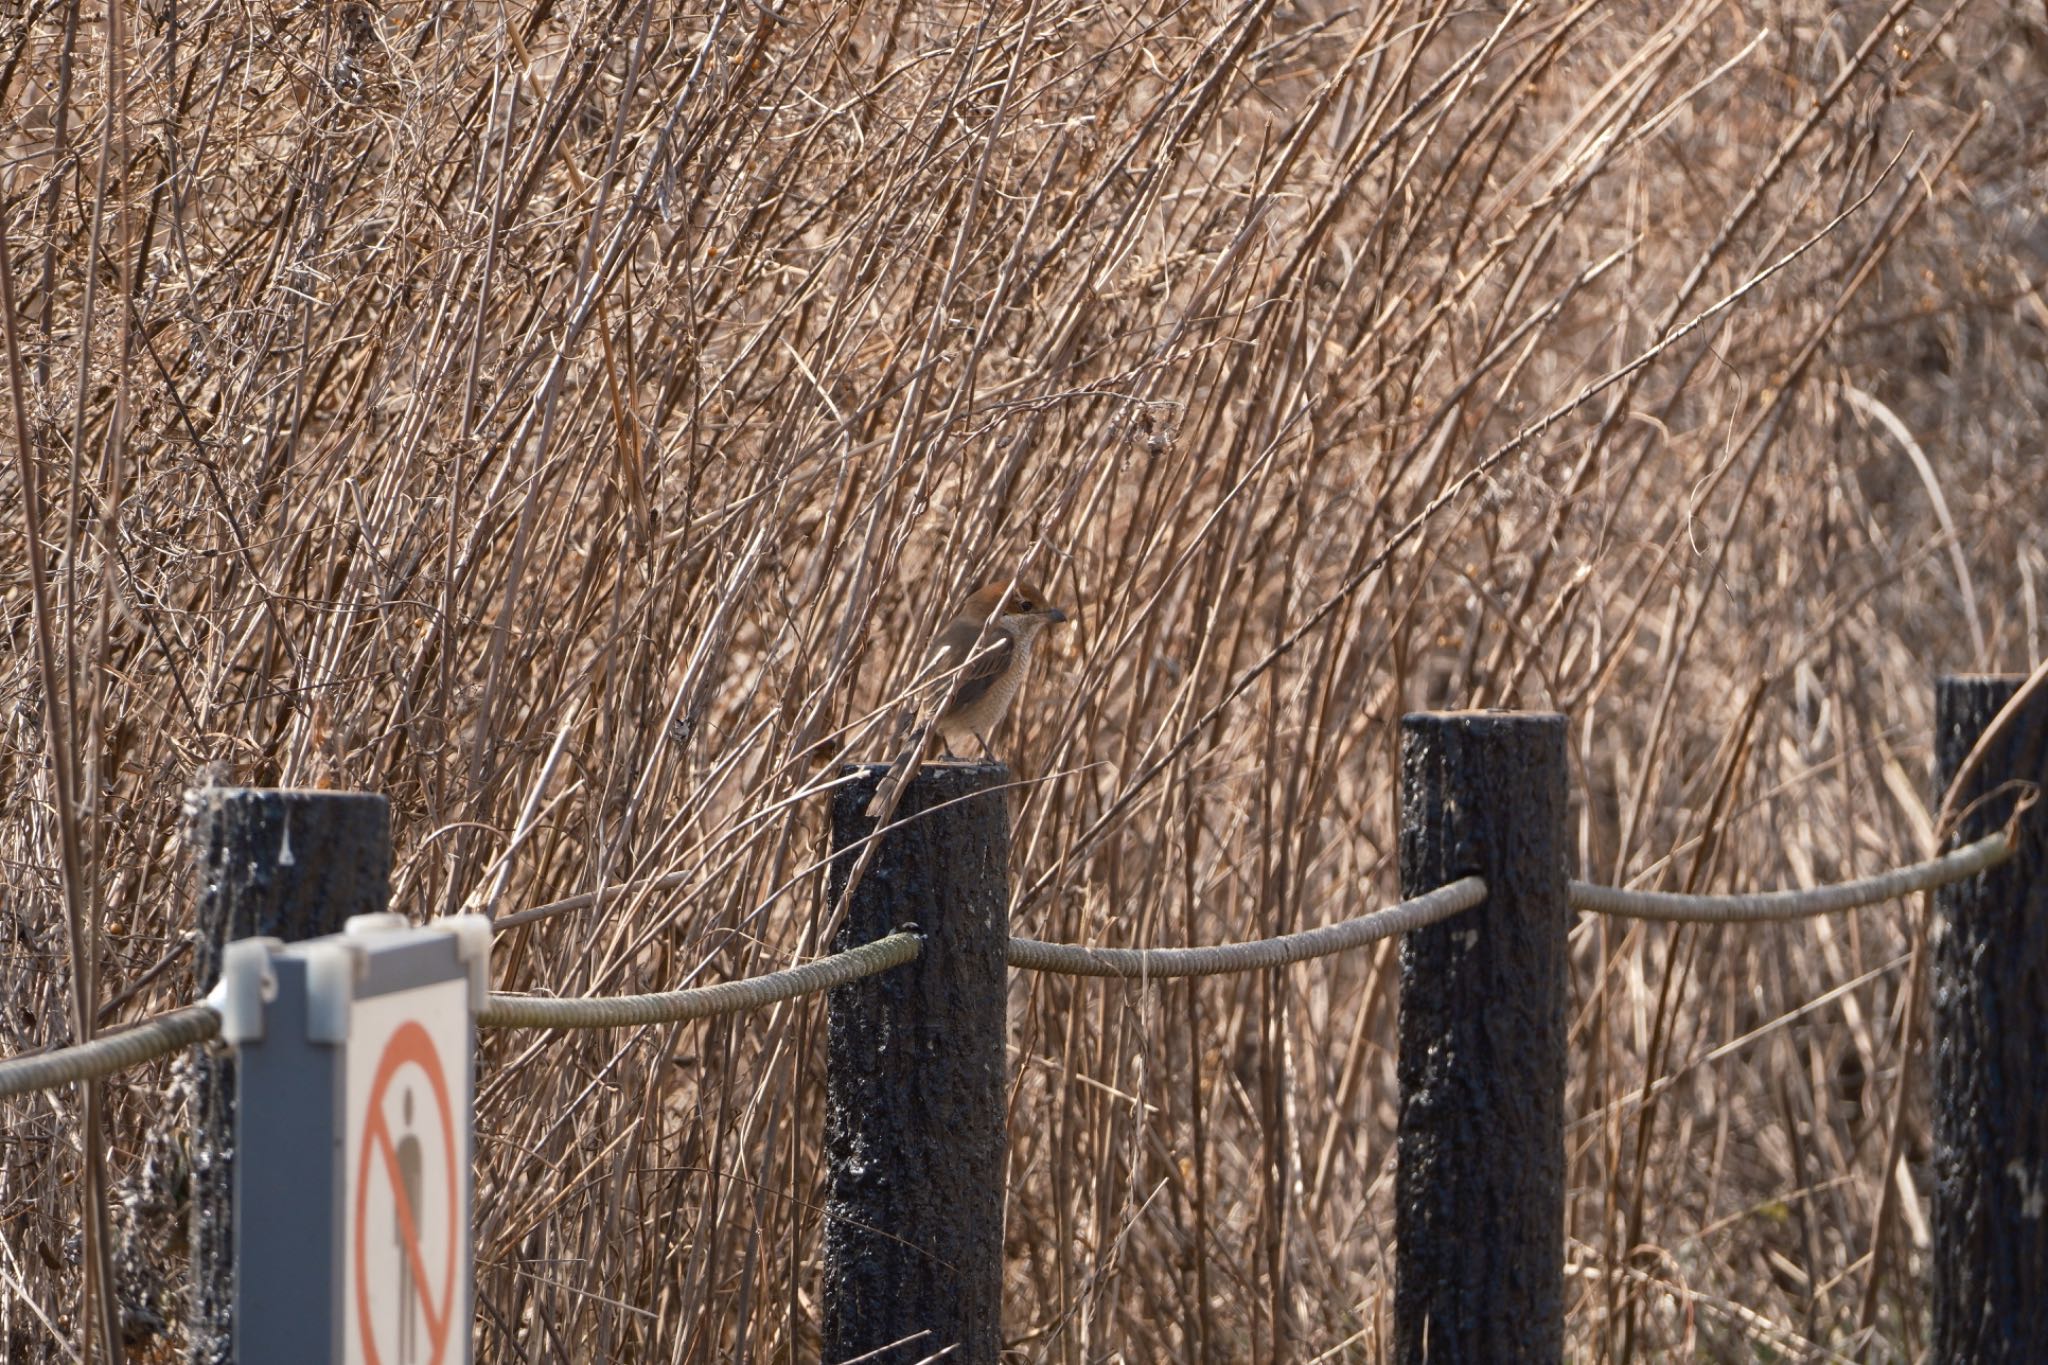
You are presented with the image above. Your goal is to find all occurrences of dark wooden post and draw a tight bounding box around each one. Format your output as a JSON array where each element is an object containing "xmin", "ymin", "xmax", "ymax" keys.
[
  {"xmin": 1932, "ymin": 674, "xmax": 2048, "ymax": 1362},
  {"xmin": 823, "ymin": 761, "xmax": 1009, "ymax": 1364},
  {"xmin": 185, "ymin": 787, "xmax": 391, "ymax": 1365},
  {"xmin": 1396, "ymin": 712, "xmax": 1569, "ymax": 1363}
]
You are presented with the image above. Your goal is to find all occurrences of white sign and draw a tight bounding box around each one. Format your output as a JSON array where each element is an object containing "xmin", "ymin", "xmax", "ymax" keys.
[{"xmin": 343, "ymin": 979, "xmax": 472, "ymax": 1365}]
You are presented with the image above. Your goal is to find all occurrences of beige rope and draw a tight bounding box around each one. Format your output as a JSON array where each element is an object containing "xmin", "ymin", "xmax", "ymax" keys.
[
  {"xmin": 0, "ymin": 1005, "xmax": 221, "ymax": 1101},
  {"xmin": 478, "ymin": 931, "xmax": 923, "ymax": 1029},
  {"xmin": 1568, "ymin": 832, "xmax": 2013, "ymax": 922},
  {"xmin": 1007, "ymin": 877, "xmax": 1488, "ymax": 978}
]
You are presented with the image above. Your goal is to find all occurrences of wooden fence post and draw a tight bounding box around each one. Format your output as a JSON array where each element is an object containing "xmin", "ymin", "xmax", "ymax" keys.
[
  {"xmin": 1932, "ymin": 674, "xmax": 2048, "ymax": 1361},
  {"xmin": 1396, "ymin": 711, "xmax": 1569, "ymax": 1363},
  {"xmin": 823, "ymin": 762, "xmax": 1009, "ymax": 1364},
  {"xmin": 185, "ymin": 787, "xmax": 391, "ymax": 1365}
]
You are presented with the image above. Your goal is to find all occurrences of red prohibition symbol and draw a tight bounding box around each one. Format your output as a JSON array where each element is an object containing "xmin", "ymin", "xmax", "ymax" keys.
[{"xmin": 353, "ymin": 1020, "xmax": 459, "ymax": 1365}]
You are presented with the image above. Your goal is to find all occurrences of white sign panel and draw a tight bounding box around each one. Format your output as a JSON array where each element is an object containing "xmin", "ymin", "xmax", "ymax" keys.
[{"xmin": 343, "ymin": 979, "xmax": 472, "ymax": 1365}]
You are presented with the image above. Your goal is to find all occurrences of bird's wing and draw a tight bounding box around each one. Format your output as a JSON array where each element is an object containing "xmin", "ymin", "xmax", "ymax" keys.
[{"xmin": 924, "ymin": 620, "xmax": 1015, "ymax": 711}]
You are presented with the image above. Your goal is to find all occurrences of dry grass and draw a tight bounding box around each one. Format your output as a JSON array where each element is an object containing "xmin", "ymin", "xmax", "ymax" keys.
[{"xmin": 3, "ymin": 0, "xmax": 2047, "ymax": 1359}]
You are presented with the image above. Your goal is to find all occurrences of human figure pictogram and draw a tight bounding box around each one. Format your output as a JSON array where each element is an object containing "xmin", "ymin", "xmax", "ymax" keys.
[{"xmin": 394, "ymin": 1087, "xmax": 423, "ymax": 1364}]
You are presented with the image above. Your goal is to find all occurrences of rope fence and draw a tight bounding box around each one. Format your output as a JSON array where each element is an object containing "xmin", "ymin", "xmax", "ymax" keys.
[
  {"xmin": 1007, "ymin": 876, "xmax": 1487, "ymax": 977},
  {"xmin": 1565, "ymin": 830, "xmax": 2014, "ymax": 922},
  {"xmin": 0, "ymin": 1005, "xmax": 220, "ymax": 1101},
  {"xmin": 1, "ymin": 673, "xmax": 2041, "ymax": 1363},
  {"xmin": 476, "ymin": 930, "xmax": 922, "ymax": 1029},
  {"xmin": 2, "ymin": 827, "xmax": 2017, "ymax": 1093}
]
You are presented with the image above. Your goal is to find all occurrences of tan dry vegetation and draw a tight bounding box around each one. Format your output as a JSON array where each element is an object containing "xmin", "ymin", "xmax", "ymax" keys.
[{"xmin": 3, "ymin": 0, "xmax": 2046, "ymax": 1359}]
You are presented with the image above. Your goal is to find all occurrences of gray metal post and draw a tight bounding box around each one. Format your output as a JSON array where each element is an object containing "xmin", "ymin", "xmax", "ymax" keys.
[
  {"xmin": 186, "ymin": 787, "xmax": 391, "ymax": 1364},
  {"xmin": 823, "ymin": 761, "xmax": 1009, "ymax": 1364},
  {"xmin": 1932, "ymin": 674, "xmax": 2048, "ymax": 1362},
  {"xmin": 1396, "ymin": 711, "xmax": 1569, "ymax": 1363}
]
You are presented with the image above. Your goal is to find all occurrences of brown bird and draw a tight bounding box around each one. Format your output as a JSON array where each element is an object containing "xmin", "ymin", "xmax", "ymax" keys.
[{"xmin": 864, "ymin": 581, "xmax": 1070, "ymax": 820}]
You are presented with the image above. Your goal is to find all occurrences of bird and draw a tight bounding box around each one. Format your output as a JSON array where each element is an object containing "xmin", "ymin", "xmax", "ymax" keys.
[{"xmin": 863, "ymin": 580, "xmax": 1070, "ymax": 820}]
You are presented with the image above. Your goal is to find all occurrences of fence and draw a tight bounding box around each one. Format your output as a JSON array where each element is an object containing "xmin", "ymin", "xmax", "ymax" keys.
[{"xmin": 1, "ymin": 671, "xmax": 2041, "ymax": 1362}]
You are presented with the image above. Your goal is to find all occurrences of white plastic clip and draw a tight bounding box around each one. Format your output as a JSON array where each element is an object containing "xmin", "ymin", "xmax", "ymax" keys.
[
  {"xmin": 344, "ymin": 911, "xmax": 410, "ymax": 937},
  {"xmin": 302, "ymin": 941, "xmax": 356, "ymax": 1044},
  {"xmin": 215, "ymin": 938, "xmax": 282, "ymax": 1046},
  {"xmin": 431, "ymin": 915, "xmax": 494, "ymax": 1008}
]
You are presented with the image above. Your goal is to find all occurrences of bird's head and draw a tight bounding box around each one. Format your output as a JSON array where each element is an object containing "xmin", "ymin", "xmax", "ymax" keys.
[{"xmin": 963, "ymin": 580, "xmax": 1070, "ymax": 632}]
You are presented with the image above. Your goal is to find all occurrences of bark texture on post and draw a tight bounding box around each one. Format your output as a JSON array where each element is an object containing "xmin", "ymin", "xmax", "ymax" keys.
[
  {"xmin": 1933, "ymin": 674, "xmax": 2048, "ymax": 1364},
  {"xmin": 1396, "ymin": 712, "xmax": 1568, "ymax": 1364},
  {"xmin": 824, "ymin": 761, "xmax": 1009, "ymax": 1365},
  {"xmin": 185, "ymin": 787, "xmax": 391, "ymax": 1365}
]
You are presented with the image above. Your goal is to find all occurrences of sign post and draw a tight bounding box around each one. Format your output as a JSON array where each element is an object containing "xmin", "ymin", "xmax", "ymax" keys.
[{"xmin": 219, "ymin": 912, "xmax": 488, "ymax": 1363}]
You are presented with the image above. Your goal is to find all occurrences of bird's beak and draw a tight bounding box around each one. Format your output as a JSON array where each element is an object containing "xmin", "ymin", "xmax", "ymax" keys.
[{"xmin": 1045, "ymin": 606, "xmax": 1070, "ymax": 625}]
